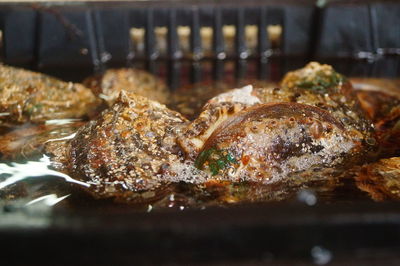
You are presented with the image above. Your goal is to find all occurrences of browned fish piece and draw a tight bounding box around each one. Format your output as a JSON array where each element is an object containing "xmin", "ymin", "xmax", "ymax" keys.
[
  {"xmin": 179, "ymin": 62, "xmax": 376, "ymax": 181},
  {"xmin": 0, "ymin": 64, "xmax": 100, "ymax": 125},
  {"xmin": 352, "ymin": 78, "xmax": 400, "ymax": 156},
  {"xmin": 65, "ymin": 92, "xmax": 189, "ymax": 199},
  {"xmin": 356, "ymin": 157, "xmax": 400, "ymax": 201},
  {"xmin": 191, "ymin": 102, "xmax": 372, "ymax": 182},
  {"xmin": 170, "ymin": 80, "xmax": 277, "ymax": 120},
  {"xmin": 83, "ymin": 68, "xmax": 170, "ymax": 106},
  {"xmin": 170, "ymin": 81, "xmax": 232, "ymax": 120},
  {"xmin": 351, "ymin": 78, "xmax": 400, "ymax": 122}
]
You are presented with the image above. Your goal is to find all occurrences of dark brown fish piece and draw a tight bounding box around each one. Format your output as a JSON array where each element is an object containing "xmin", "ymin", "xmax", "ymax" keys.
[
  {"xmin": 192, "ymin": 102, "xmax": 370, "ymax": 182},
  {"xmin": 179, "ymin": 62, "xmax": 376, "ymax": 181},
  {"xmin": 351, "ymin": 78, "xmax": 400, "ymax": 157},
  {"xmin": 356, "ymin": 157, "xmax": 400, "ymax": 201},
  {"xmin": 65, "ymin": 92, "xmax": 189, "ymax": 199}
]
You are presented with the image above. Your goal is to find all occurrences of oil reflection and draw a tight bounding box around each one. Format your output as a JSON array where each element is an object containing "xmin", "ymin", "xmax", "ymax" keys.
[
  {"xmin": 26, "ymin": 194, "xmax": 71, "ymax": 207},
  {"xmin": 44, "ymin": 132, "xmax": 77, "ymax": 143},
  {"xmin": 44, "ymin": 118, "xmax": 82, "ymax": 126},
  {"xmin": 0, "ymin": 154, "xmax": 89, "ymax": 189}
]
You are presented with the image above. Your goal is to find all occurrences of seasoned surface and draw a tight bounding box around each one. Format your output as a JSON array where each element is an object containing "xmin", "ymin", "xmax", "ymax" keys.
[
  {"xmin": 1, "ymin": 62, "xmax": 399, "ymax": 207},
  {"xmin": 0, "ymin": 64, "xmax": 100, "ymax": 125},
  {"xmin": 84, "ymin": 68, "xmax": 170, "ymax": 106},
  {"xmin": 170, "ymin": 80, "xmax": 277, "ymax": 120},
  {"xmin": 356, "ymin": 157, "xmax": 400, "ymax": 201},
  {"xmin": 179, "ymin": 62, "xmax": 376, "ymax": 181},
  {"xmin": 352, "ymin": 78, "xmax": 400, "ymax": 157},
  {"xmin": 67, "ymin": 92, "xmax": 189, "ymax": 200},
  {"xmin": 192, "ymin": 102, "xmax": 372, "ymax": 182}
]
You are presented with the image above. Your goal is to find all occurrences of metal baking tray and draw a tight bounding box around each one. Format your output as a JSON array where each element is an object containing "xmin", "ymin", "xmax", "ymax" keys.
[{"xmin": 1, "ymin": 0, "xmax": 400, "ymax": 265}]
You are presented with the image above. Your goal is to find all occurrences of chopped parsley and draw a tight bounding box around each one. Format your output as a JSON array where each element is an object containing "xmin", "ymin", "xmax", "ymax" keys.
[
  {"xmin": 195, "ymin": 147, "xmax": 237, "ymax": 176},
  {"xmin": 295, "ymin": 70, "xmax": 345, "ymax": 93}
]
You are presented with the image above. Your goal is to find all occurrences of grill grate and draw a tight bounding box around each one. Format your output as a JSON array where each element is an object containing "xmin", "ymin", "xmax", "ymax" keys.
[{"xmin": 0, "ymin": 0, "xmax": 399, "ymax": 87}]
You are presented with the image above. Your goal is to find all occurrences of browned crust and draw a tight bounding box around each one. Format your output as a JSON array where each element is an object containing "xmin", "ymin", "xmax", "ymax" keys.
[{"xmin": 201, "ymin": 102, "xmax": 345, "ymax": 153}]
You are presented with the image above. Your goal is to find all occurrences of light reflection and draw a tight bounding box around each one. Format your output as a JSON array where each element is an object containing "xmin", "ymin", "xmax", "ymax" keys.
[
  {"xmin": 311, "ymin": 246, "xmax": 332, "ymax": 265},
  {"xmin": 26, "ymin": 194, "xmax": 70, "ymax": 206},
  {"xmin": 297, "ymin": 189, "xmax": 317, "ymax": 206},
  {"xmin": 44, "ymin": 132, "xmax": 77, "ymax": 143},
  {"xmin": 45, "ymin": 118, "xmax": 82, "ymax": 126},
  {"xmin": 0, "ymin": 155, "xmax": 89, "ymax": 189},
  {"xmin": 98, "ymin": 93, "xmax": 112, "ymax": 101}
]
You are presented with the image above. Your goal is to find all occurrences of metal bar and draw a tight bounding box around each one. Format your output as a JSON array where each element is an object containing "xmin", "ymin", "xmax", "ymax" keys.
[
  {"xmin": 190, "ymin": 7, "xmax": 202, "ymax": 83},
  {"xmin": 86, "ymin": 10, "xmax": 102, "ymax": 72},
  {"xmin": 235, "ymin": 8, "xmax": 247, "ymax": 81},
  {"xmin": 213, "ymin": 8, "xmax": 224, "ymax": 81},
  {"xmin": 145, "ymin": 8, "xmax": 157, "ymax": 74},
  {"xmin": 93, "ymin": 9, "xmax": 107, "ymax": 72},
  {"xmin": 258, "ymin": 6, "xmax": 269, "ymax": 79},
  {"xmin": 167, "ymin": 8, "xmax": 179, "ymax": 60},
  {"xmin": 167, "ymin": 8, "xmax": 180, "ymax": 89},
  {"xmin": 235, "ymin": 8, "xmax": 246, "ymax": 60}
]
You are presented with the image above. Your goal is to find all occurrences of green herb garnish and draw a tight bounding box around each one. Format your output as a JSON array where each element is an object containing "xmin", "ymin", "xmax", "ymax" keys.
[
  {"xmin": 296, "ymin": 70, "xmax": 345, "ymax": 93},
  {"xmin": 195, "ymin": 147, "xmax": 237, "ymax": 176}
]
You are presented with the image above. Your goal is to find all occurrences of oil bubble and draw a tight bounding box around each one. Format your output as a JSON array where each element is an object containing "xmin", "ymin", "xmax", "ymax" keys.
[
  {"xmin": 311, "ymin": 245, "xmax": 332, "ymax": 265},
  {"xmin": 297, "ymin": 189, "xmax": 317, "ymax": 206}
]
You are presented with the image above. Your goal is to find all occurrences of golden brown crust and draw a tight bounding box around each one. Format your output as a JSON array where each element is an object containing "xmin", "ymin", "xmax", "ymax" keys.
[
  {"xmin": 83, "ymin": 68, "xmax": 170, "ymax": 106},
  {"xmin": 178, "ymin": 63, "xmax": 376, "ymax": 181},
  {"xmin": 352, "ymin": 78, "xmax": 400, "ymax": 156},
  {"xmin": 0, "ymin": 64, "xmax": 101, "ymax": 124},
  {"xmin": 69, "ymin": 92, "xmax": 189, "ymax": 198},
  {"xmin": 356, "ymin": 157, "xmax": 400, "ymax": 201},
  {"xmin": 193, "ymin": 103, "xmax": 370, "ymax": 182}
]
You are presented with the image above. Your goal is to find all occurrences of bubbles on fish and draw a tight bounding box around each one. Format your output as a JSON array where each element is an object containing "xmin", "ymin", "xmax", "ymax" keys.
[{"xmin": 163, "ymin": 161, "xmax": 210, "ymax": 184}]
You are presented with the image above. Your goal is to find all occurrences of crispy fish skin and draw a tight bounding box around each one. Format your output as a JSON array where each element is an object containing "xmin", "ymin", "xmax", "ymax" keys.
[
  {"xmin": 0, "ymin": 64, "xmax": 101, "ymax": 124},
  {"xmin": 179, "ymin": 62, "xmax": 376, "ymax": 181},
  {"xmin": 83, "ymin": 68, "xmax": 170, "ymax": 106},
  {"xmin": 68, "ymin": 92, "xmax": 188, "ymax": 199}
]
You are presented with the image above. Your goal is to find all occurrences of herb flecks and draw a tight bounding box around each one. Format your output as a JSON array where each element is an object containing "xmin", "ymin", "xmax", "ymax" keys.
[
  {"xmin": 195, "ymin": 147, "xmax": 237, "ymax": 176},
  {"xmin": 282, "ymin": 62, "xmax": 346, "ymax": 94},
  {"xmin": 296, "ymin": 70, "xmax": 345, "ymax": 93}
]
